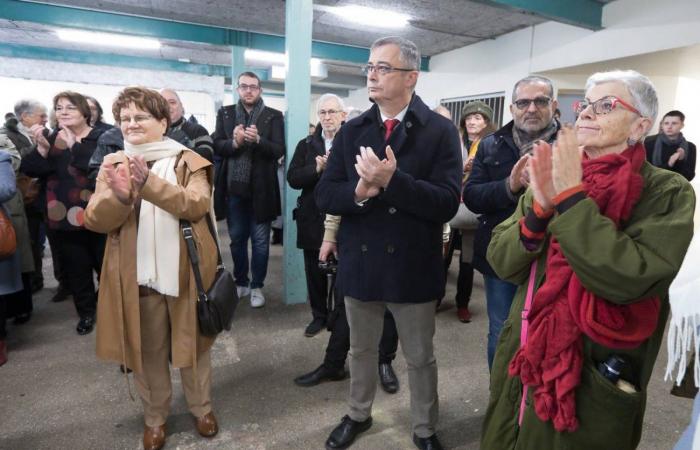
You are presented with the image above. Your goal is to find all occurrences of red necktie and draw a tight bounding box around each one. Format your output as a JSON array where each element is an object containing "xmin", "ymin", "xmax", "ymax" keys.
[{"xmin": 384, "ymin": 119, "xmax": 399, "ymax": 141}]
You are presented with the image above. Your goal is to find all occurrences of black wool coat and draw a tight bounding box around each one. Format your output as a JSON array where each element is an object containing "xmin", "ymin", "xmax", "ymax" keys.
[
  {"xmin": 211, "ymin": 104, "xmax": 285, "ymax": 223},
  {"xmin": 315, "ymin": 95, "xmax": 462, "ymax": 304},
  {"xmin": 287, "ymin": 125, "xmax": 329, "ymax": 250}
]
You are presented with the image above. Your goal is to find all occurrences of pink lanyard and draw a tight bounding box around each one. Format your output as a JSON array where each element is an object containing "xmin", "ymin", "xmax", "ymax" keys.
[{"xmin": 518, "ymin": 261, "xmax": 538, "ymax": 427}]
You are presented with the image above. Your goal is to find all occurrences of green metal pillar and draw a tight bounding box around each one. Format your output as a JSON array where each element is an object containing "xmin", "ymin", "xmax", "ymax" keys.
[
  {"xmin": 283, "ymin": 0, "xmax": 312, "ymax": 305},
  {"xmin": 231, "ymin": 45, "xmax": 245, "ymax": 102}
]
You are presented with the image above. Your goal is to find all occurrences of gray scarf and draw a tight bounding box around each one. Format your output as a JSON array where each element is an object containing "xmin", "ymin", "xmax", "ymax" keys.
[
  {"xmin": 652, "ymin": 132, "xmax": 689, "ymax": 167},
  {"xmin": 512, "ymin": 119, "xmax": 559, "ymax": 156},
  {"xmin": 227, "ymin": 98, "xmax": 265, "ymax": 197}
]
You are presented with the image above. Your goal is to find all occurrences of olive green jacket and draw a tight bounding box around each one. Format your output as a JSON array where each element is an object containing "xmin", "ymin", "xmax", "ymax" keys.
[{"xmin": 481, "ymin": 162, "xmax": 695, "ymax": 450}]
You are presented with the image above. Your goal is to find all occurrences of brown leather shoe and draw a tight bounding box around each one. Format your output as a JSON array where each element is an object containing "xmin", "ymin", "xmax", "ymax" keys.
[
  {"xmin": 143, "ymin": 424, "xmax": 165, "ymax": 450},
  {"xmin": 195, "ymin": 412, "xmax": 219, "ymax": 438}
]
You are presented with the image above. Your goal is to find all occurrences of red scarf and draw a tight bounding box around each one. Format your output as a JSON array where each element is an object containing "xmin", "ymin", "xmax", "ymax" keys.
[{"xmin": 508, "ymin": 143, "xmax": 660, "ymax": 432}]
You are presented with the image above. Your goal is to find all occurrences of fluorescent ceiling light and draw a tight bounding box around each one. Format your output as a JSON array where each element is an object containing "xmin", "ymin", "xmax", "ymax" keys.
[
  {"xmin": 55, "ymin": 29, "xmax": 161, "ymax": 50},
  {"xmin": 326, "ymin": 5, "xmax": 409, "ymax": 28}
]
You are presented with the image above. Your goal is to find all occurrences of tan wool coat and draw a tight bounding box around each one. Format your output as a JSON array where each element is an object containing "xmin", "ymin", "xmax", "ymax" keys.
[{"xmin": 84, "ymin": 149, "xmax": 217, "ymax": 375}]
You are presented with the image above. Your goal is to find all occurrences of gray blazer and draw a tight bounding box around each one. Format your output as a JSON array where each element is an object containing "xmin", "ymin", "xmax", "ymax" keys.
[{"xmin": 0, "ymin": 151, "xmax": 22, "ymax": 295}]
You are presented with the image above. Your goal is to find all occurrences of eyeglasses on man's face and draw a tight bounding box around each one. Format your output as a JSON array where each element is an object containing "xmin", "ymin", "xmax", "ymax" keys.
[
  {"xmin": 573, "ymin": 96, "xmax": 640, "ymax": 116},
  {"xmin": 513, "ymin": 97, "xmax": 552, "ymax": 110},
  {"xmin": 318, "ymin": 109, "xmax": 341, "ymax": 117},
  {"xmin": 238, "ymin": 84, "xmax": 260, "ymax": 92},
  {"xmin": 361, "ymin": 64, "xmax": 414, "ymax": 76}
]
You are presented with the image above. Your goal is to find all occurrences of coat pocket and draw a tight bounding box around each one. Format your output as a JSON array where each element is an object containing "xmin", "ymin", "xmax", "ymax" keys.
[{"xmin": 556, "ymin": 361, "xmax": 643, "ymax": 450}]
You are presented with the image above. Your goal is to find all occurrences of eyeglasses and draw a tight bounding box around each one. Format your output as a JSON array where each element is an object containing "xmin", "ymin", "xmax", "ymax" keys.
[
  {"xmin": 513, "ymin": 97, "xmax": 551, "ymax": 110},
  {"xmin": 119, "ymin": 114, "xmax": 154, "ymax": 124},
  {"xmin": 573, "ymin": 96, "xmax": 640, "ymax": 116},
  {"xmin": 238, "ymin": 84, "xmax": 260, "ymax": 91},
  {"xmin": 361, "ymin": 64, "xmax": 414, "ymax": 76},
  {"xmin": 55, "ymin": 105, "xmax": 79, "ymax": 113},
  {"xmin": 318, "ymin": 109, "xmax": 341, "ymax": 117}
]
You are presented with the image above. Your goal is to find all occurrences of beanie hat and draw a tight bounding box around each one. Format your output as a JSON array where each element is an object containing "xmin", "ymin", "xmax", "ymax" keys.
[{"xmin": 461, "ymin": 101, "xmax": 493, "ymax": 123}]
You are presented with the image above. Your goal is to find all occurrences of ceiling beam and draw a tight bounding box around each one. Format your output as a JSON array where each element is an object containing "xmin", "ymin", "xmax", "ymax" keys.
[
  {"xmin": 0, "ymin": 42, "xmax": 270, "ymax": 79},
  {"xmin": 3, "ymin": 0, "xmax": 430, "ymax": 70},
  {"xmin": 260, "ymin": 81, "xmax": 349, "ymax": 98},
  {"xmin": 479, "ymin": 0, "xmax": 602, "ymax": 30}
]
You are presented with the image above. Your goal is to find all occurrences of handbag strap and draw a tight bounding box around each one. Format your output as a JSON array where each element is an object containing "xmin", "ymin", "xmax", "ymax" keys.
[
  {"xmin": 518, "ymin": 260, "xmax": 539, "ymax": 427},
  {"xmin": 181, "ymin": 221, "xmax": 208, "ymax": 302}
]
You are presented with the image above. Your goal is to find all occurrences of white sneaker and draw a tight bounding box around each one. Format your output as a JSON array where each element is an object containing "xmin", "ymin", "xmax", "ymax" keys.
[
  {"xmin": 250, "ymin": 288, "xmax": 266, "ymax": 308},
  {"xmin": 236, "ymin": 285, "xmax": 251, "ymax": 298}
]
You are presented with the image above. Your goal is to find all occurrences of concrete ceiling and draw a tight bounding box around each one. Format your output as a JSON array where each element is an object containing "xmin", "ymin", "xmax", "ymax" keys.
[{"xmin": 0, "ymin": 0, "xmax": 617, "ymax": 94}]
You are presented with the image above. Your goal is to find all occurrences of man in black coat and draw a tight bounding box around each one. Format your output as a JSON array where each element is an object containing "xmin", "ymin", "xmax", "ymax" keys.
[
  {"xmin": 316, "ymin": 37, "xmax": 461, "ymax": 450},
  {"xmin": 160, "ymin": 88, "xmax": 214, "ymax": 162},
  {"xmin": 288, "ymin": 93, "xmax": 400, "ymax": 394},
  {"xmin": 212, "ymin": 71, "xmax": 285, "ymax": 308},
  {"xmin": 463, "ymin": 75, "xmax": 560, "ymax": 370},
  {"xmin": 644, "ymin": 109, "xmax": 696, "ymax": 181}
]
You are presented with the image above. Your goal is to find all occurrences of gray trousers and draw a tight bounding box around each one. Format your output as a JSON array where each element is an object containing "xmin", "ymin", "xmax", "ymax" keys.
[{"xmin": 345, "ymin": 296, "xmax": 439, "ymax": 438}]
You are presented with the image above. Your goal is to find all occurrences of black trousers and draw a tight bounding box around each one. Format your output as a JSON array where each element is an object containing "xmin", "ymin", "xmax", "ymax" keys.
[
  {"xmin": 46, "ymin": 228, "xmax": 67, "ymax": 287},
  {"xmin": 54, "ymin": 230, "xmax": 105, "ymax": 319},
  {"xmin": 0, "ymin": 273, "xmax": 33, "ymax": 339},
  {"xmin": 303, "ymin": 249, "xmax": 328, "ymax": 321},
  {"xmin": 323, "ymin": 295, "xmax": 399, "ymax": 371},
  {"xmin": 445, "ymin": 230, "xmax": 474, "ymax": 308},
  {"xmin": 26, "ymin": 208, "xmax": 44, "ymax": 284}
]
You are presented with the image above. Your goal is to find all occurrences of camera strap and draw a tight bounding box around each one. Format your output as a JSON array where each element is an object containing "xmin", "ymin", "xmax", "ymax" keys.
[{"xmin": 518, "ymin": 261, "xmax": 538, "ymax": 427}]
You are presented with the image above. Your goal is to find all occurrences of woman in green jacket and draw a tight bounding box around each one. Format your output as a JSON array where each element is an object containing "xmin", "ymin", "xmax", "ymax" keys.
[{"xmin": 481, "ymin": 70, "xmax": 695, "ymax": 450}]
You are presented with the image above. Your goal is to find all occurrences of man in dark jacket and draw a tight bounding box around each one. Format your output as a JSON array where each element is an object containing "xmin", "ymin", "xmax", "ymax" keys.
[
  {"xmin": 645, "ymin": 109, "xmax": 696, "ymax": 181},
  {"xmin": 463, "ymin": 75, "xmax": 560, "ymax": 369},
  {"xmin": 212, "ymin": 71, "xmax": 285, "ymax": 308},
  {"xmin": 316, "ymin": 37, "xmax": 461, "ymax": 450},
  {"xmin": 160, "ymin": 88, "xmax": 214, "ymax": 162}
]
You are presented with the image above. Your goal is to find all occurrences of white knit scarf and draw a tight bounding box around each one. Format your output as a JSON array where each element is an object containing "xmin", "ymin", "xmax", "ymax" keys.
[
  {"xmin": 124, "ymin": 137, "xmax": 186, "ymax": 297},
  {"xmin": 666, "ymin": 179, "xmax": 700, "ymax": 388}
]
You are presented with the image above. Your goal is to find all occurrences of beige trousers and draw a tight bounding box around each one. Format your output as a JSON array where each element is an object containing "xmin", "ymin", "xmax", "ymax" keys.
[
  {"xmin": 345, "ymin": 296, "xmax": 439, "ymax": 438},
  {"xmin": 133, "ymin": 292, "xmax": 212, "ymax": 427}
]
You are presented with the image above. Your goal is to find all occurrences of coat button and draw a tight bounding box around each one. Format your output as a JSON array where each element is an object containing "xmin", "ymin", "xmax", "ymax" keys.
[
  {"xmin": 388, "ymin": 207, "xmax": 397, "ymax": 214},
  {"xmin": 387, "ymin": 245, "xmax": 395, "ymax": 254},
  {"xmin": 361, "ymin": 244, "xmax": 368, "ymax": 252}
]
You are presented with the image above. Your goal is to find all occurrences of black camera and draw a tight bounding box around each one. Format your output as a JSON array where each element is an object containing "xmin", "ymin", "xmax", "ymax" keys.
[{"xmin": 318, "ymin": 255, "xmax": 338, "ymax": 275}]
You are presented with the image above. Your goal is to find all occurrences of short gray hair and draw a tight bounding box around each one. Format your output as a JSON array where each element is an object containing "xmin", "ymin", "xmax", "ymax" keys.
[
  {"xmin": 316, "ymin": 93, "xmax": 345, "ymax": 113},
  {"xmin": 585, "ymin": 70, "xmax": 658, "ymax": 123},
  {"xmin": 512, "ymin": 76, "xmax": 555, "ymax": 102},
  {"xmin": 370, "ymin": 36, "xmax": 421, "ymax": 71},
  {"xmin": 14, "ymin": 99, "xmax": 45, "ymax": 119}
]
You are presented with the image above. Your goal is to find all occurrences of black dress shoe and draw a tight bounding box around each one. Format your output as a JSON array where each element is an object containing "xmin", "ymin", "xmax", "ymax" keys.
[
  {"xmin": 325, "ymin": 415, "xmax": 372, "ymax": 449},
  {"xmin": 12, "ymin": 313, "xmax": 31, "ymax": 325},
  {"xmin": 413, "ymin": 434, "xmax": 444, "ymax": 450},
  {"xmin": 76, "ymin": 316, "xmax": 95, "ymax": 335},
  {"xmin": 304, "ymin": 317, "xmax": 326, "ymax": 337},
  {"xmin": 294, "ymin": 365, "xmax": 347, "ymax": 387},
  {"xmin": 379, "ymin": 362, "xmax": 399, "ymax": 394},
  {"xmin": 51, "ymin": 286, "xmax": 70, "ymax": 303}
]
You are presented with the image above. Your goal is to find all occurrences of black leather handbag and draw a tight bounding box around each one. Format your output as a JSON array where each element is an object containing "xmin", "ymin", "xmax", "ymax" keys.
[{"xmin": 181, "ymin": 215, "xmax": 238, "ymax": 336}]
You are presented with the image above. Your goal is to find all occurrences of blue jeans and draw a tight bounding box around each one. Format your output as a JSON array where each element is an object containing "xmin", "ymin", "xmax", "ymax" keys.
[
  {"xmin": 226, "ymin": 195, "xmax": 271, "ymax": 289},
  {"xmin": 483, "ymin": 275, "xmax": 518, "ymax": 370},
  {"xmin": 674, "ymin": 391, "xmax": 700, "ymax": 449}
]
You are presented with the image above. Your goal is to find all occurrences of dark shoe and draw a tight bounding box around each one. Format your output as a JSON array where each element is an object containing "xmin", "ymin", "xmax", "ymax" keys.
[
  {"xmin": 379, "ymin": 363, "xmax": 399, "ymax": 394},
  {"xmin": 457, "ymin": 307, "xmax": 471, "ymax": 323},
  {"xmin": 13, "ymin": 313, "xmax": 31, "ymax": 325},
  {"xmin": 143, "ymin": 424, "xmax": 166, "ymax": 450},
  {"xmin": 119, "ymin": 365, "xmax": 133, "ymax": 374},
  {"xmin": 76, "ymin": 316, "xmax": 95, "ymax": 335},
  {"xmin": 0, "ymin": 340, "xmax": 6, "ymax": 367},
  {"xmin": 271, "ymin": 228, "xmax": 283, "ymax": 245},
  {"xmin": 304, "ymin": 317, "xmax": 326, "ymax": 337},
  {"xmin": 195, "ymin": 412, "xmax": 219, "ymax": 438},
  {"xmin": 294, "ymin": 364, "xmax": 347, "ymax": 387},
  {"xmin": 51, "ymin": 286, "xmax": 70, "ymax": 303},
  {"xmin": 325, "ymin": 415, "xmax": 372, "ymax": 449},
  {"xmin": 30, "ymin": 278, "xmax": 43, "ymax": 294},
  {"xmin": 413, "ymin": 434, "xmax": 444, "ymax": 450}
]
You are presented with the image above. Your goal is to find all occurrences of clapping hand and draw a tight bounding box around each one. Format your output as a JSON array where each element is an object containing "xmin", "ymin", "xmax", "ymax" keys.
[
  {"xmin": 243, "ymin": 125, "xmax": 260, "ymax": 144},
  {"xmin": 102, "ymin": 161, "xmax": 132, "ymax": 205},
  {"xmin": 315, "ymin": 154, "xmax": 328, "ymax": 173},
  {"xmin": 353, "ymin": 145, "xmax": 397, "ymax": 202},
  {"xmin": 127, "ymin": 155, "xmax": 149, "ymax": 193},
  {"xmin": 30, "ymin": 124, "xmax": 50, "ymax": 158},
  {"xmin": 528, "ymin": 141, "xmax": 556, "ymax": 210},
  {"xmin": 551, "ymin": 125, "xmax": 582, "ymax": 195}
]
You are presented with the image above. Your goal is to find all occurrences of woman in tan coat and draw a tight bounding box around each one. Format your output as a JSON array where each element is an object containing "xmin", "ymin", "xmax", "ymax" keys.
[{"xmin": 84, "ymin": 87, "xmax": 218, "ymax": 450}]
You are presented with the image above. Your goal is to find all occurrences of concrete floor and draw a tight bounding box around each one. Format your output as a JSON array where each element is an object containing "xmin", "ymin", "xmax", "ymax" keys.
[{"xmin": 0, "ymin": 226, "xmax": 694, "ymax": 450}]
